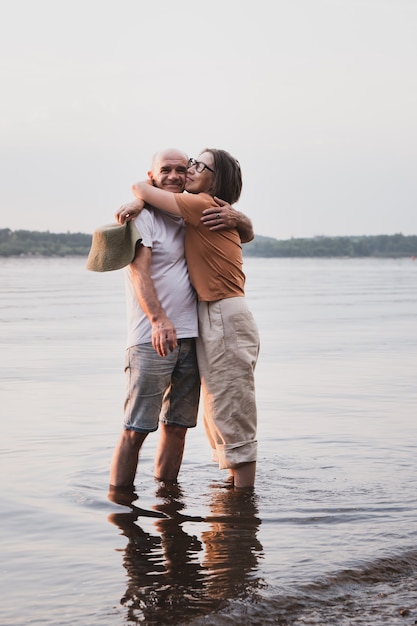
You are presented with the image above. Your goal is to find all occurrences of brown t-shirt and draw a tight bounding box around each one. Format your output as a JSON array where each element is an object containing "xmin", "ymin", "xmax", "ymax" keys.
[{"xmin": 175, "ymin": 192, "xmax": 246, "ymax": 302}]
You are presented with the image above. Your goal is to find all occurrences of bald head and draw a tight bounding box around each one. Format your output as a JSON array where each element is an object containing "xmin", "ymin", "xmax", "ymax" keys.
[
  {"xmin": 148, "ymin": 149, "xmax": 189, "ymax": 193},
  {"xmin": 151, "ymin": 148, "xmax": 188, "ymax": 169}
]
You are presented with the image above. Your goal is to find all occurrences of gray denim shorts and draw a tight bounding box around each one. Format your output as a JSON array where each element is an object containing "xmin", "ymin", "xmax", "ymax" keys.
[{"xmin": 123, "ymin": 338, "xmax": 200, "ymax": 433}]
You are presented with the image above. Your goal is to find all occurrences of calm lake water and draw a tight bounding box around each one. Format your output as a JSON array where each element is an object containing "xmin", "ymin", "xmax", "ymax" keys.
[{"xmin": 1, "ymin": 256, "xmax": 417, "ymax": 625}]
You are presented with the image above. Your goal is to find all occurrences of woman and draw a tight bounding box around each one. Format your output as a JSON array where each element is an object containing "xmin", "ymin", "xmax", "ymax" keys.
[{"xmin": 121, "ymin": 149, "xmax": 260, "ymax": 489}]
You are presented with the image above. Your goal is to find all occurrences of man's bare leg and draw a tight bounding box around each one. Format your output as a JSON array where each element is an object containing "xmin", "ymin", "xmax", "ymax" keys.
[
  {"xmin": 230, "ymin": 461, "xmax": 256, "ymax": 490},
  {"xmin": 154, "ymin": 423, "xmax": 187, "ymax": 481},
  {"xmin": 110, "ymin": 429, "xmax": 148, "ymax": 487}
]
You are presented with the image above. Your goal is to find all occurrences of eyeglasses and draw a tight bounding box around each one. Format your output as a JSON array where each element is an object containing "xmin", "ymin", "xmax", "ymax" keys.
[{"xmin": 187, "ymin": 158, "xmax": 215, "ymax": 174}]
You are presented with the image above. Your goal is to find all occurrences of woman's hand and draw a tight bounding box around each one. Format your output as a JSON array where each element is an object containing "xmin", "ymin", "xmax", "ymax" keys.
[{"xmin": 115, "ymin": 199, "xmax": 145, "ymax": 224}]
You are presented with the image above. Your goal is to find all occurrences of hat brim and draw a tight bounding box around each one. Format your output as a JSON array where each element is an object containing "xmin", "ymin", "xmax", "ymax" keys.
[{"xmin": 86, "ymin": 221, "xmax": 142, "ymax": 272}]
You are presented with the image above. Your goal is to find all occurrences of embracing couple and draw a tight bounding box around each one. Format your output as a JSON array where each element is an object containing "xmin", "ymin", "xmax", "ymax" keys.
[{"xmin": 108, "ymin": 148, "xmax": 259, "ymax": 492}]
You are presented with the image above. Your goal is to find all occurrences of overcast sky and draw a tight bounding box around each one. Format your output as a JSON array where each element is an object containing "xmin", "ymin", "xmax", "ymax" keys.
[{"xmin": 1, "ymin": 0, "xmax": 416, "ymax": 240}]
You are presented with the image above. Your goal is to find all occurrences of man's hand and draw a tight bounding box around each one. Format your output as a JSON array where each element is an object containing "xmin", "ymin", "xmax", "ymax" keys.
[
  {"xmin": 151, "ymin": 318, "xmax": 177, "ymax": 357},
  {"xmin": 115, "ymin": 199, "xmax": 145, "ymax": 224},
  {"xmin": 200, "ymin": 198, "xmax": 239, "ymax": 230},
  {"xmin": 201, "ymin": 197, "xmax": 254, "ymax": 243}
]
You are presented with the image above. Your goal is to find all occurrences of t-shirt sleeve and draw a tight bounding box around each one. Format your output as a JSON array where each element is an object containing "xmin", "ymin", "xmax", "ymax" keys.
[
  {"xmin": 135, "ymin": 209, "xmax": 155, "ymax": 248},
  {"xmin": 175, "ymin": 193, "xmax": 214, "ymax": 227}
]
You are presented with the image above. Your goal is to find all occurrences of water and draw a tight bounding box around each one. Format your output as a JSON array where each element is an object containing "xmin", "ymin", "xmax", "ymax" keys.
[{"xmin": 1, "ymin": 256, "xmax": 417, "ymax": 625}]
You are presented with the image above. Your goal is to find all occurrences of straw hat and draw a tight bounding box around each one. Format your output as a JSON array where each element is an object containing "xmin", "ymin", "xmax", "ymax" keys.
[{"xmin": 86, "ymin": 221, "xmax": 142, "ymax": 272}]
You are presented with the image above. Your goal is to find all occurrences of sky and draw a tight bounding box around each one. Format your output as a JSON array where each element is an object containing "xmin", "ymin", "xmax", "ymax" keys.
[{"xmin": 1, "ymin": 0, "xmax": 416, "ymax": 240}]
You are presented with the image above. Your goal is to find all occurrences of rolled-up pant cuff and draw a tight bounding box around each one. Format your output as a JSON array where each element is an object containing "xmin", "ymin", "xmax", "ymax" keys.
[{"xmin": 213, "ymin": 440, "xmax": 258, "ymax": 470}]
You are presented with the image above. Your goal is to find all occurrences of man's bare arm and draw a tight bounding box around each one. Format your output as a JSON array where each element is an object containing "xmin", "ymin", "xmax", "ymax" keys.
[
  {"xmin": 130, "ymin": 245, "xmax": 177, "ymax": 357},
  {"xmin": 200, "ymin": 197, "xmax": 254, "ymax": 243}
]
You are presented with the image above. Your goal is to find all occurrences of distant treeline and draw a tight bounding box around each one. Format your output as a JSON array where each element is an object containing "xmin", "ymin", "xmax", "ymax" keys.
[
  {"xmin": 0, "ymin": 228, "xmax": 416, "ymax": 258},
  {"xmin": 0, "ymin": 229, "xmax": 91, "ymax": 257},
  {"xmin": 244, "ymin": 233, "xmax": 417, "ymax": 258}
]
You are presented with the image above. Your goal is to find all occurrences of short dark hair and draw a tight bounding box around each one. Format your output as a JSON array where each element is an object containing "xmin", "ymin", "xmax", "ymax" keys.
[{"xmin": 200, "ymin": 148, "xmax": 242, "ymax": 204}]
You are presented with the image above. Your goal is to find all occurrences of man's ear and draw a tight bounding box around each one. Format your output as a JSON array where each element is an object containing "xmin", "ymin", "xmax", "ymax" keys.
[{"xmin": 147, "ymin": 172, "xmax": 157, "ymax": 187}]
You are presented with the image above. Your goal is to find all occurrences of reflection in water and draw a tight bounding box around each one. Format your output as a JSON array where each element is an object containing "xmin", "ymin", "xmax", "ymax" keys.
[
  {"xmin": 108, "ymin": 484, "xmax": 211, "ymax": 624},
  {"xmin": 201, "ymin": 488, "xmax": 264, "ymax": 601},
  {"xmin": 108, "ymin": 484, "xmax": 264, "ymax": 625}
]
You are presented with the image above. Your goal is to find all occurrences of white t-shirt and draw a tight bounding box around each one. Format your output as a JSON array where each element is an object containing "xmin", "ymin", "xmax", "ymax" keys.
[{"xmin": 125, "ymin": 208, "xmax": 198, "ymax": 347}]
